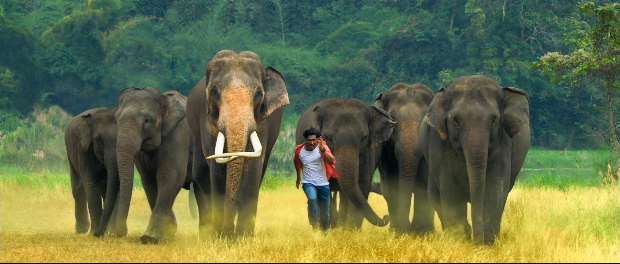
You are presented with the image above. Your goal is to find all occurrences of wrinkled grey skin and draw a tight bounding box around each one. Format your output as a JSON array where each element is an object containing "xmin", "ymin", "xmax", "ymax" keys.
[
  {"xmin": 419, "ymin": 75, "xmax": 530, "ymax": 244},
  {"xmin": 64, "ymin": 107, "xmax": 119, "ymax": 234},
  {"xmin": 186, "ymin": 50, "xmax": 289, "ymax": 237},
  {"xmin": 374, "ymin": 83, "xmax": 435, "ymax": 233},
  {"xmin": 296, "ymin": 98, "xmax": 394, "ymax": 229},
  {"xmin": 97, "ymin": 88, "xmax": 206, "ymax": 244}
]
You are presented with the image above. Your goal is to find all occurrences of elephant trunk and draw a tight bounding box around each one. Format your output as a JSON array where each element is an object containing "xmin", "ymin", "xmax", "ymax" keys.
[
  {"xmin": 218, "ymin": 88, "xmax": 255, "ymax": 236},
  {"xmin": 93, "ymin": 149, "xmax": 119, "ymax": 237},
  {"xmin": 114, "ymin": 123, "xmax": 142, "ymax": 237},
  {"xmin": 395, "ymin": 140, "xmax": 418, "ymax": 230},
  {"xmin": 336, "ymin": 146, "xmax": 389, "ymax": 227},
  {"xmin": 462, "ymin": 131, "xmax": 490, "ymax": 244}
]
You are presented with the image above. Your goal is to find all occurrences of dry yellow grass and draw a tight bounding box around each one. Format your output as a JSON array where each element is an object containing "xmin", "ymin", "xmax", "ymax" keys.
[{"xmin": 1, "ymin": 181, "xmax": 619, "ymax": 262}]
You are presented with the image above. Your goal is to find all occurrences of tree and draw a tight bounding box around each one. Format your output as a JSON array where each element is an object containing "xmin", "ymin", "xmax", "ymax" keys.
[{"xmin": 536, "ymin": 2, "xmax": 620, "ymax": 175}]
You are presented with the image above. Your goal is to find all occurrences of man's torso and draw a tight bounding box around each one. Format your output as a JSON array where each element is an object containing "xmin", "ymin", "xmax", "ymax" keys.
[{"xmin": 299, "ymin": 146, "xmax": 329, "ymax": 186}]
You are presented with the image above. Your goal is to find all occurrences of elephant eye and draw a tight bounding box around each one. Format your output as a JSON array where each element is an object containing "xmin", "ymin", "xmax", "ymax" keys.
[
  {"xmin": 144, "ymin": 117, "xmax": 150, "ymax": 124},
  {"xmin": 209, "ymin": 87, "xmax": 220, "ymax": 101},
  {"xmin": 452, "ymin": 117, "xmax": 460, "ymax": 128},
  {"xmin": 491, "ymin": 117, "xmax": 497, "ymax": 128},
  {"xmin": 254, "ymin": 88, "xmax": 263, "ymax": 100}
]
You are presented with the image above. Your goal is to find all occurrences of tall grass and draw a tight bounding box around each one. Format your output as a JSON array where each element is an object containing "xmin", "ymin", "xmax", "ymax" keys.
[{"xmin": 1, "ymin": 182, "xmax": 617, "ymax": 262}]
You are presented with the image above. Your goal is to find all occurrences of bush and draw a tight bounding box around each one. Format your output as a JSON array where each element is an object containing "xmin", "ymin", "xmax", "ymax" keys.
[{"xmin": 0, "ymin": 105, "xmax": 71, "ymax": 173}]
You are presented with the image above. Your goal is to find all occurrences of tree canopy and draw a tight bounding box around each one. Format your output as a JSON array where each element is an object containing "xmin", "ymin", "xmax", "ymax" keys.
[{"xmin": 0, "ymin": 0, "xmax": 617, "ymax": 149}]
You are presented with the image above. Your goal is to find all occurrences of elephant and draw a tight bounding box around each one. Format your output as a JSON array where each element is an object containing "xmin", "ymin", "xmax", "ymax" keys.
[
  {"xmin": 186, "ymin": 50, "xmax": 289, "ymax": 237},
  {"xmin": 96, "ymin": 88, "xmax": 209, "ymax": 244},
  {"xmin": 64, "ymin": 107, "xmax": 119, "ymax": 234},
  {"xmin": 296, "ymin": 98, "xmax": 394, "ymax": 229},
  {"xmin": 419, "ymin": 75, "xmax": 530, "ymax": 244},
  {"xmin": 373, "ymin": 82, "xmax": 435, "ymax": 233}
]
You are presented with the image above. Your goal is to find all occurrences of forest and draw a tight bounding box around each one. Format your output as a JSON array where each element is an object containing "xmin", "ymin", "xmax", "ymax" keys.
[{"xmin": 0, "ymin": 0, "xmax": 618, "ymax": 150}]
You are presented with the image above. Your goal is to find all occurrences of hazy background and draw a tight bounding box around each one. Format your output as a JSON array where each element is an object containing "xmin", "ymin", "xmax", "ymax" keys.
[{"xmin": 0, "ymin": 0, "xmax": 618, "ymax": 179}]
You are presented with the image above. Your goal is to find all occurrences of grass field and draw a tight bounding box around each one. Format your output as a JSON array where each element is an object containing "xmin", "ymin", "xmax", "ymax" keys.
[{"xmin": 1, "ymin": 173, "xmax": 619, "ymax": 262}]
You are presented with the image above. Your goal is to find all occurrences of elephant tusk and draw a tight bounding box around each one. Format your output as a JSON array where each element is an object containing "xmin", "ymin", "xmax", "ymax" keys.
[
  {"xmin": 209, "ymin": 132, "xmax": 238, "ymax": 163},
  {"xmin": 206, "ymin": 131, "xmax": 262, "ymax": 163}
]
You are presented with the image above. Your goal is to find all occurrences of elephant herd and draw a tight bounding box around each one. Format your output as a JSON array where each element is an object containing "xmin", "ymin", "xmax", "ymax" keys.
[{"xmin": 65, "ymin": 50, "xmax": 529, "ymax": 245}]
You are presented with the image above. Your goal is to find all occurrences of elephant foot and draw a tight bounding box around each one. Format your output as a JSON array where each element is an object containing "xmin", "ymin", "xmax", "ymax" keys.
[
  {"xmin": 75, "ymin": 222, "xmax": 90, "ymax": 234},
  {"xmin": 411, "ymin": 224, "xmax": 435, "ymax": 235},
  {"xmin": 140, "ymin": 233, "xmax": 162, "ymax": 244},
  {"xmin": 92, "ymin": 229, "xmax": 105, "ymax": 238}
]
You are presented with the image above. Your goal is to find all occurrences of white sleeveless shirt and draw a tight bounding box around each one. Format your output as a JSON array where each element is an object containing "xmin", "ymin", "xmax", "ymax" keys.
[{"xmin": 299, "ymin": 146, "xmax": 330, "ymax": 186}]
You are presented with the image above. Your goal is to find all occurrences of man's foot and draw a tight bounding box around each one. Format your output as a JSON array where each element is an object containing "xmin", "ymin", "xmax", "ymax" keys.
[{"xmin": 311, "ymin": 223, "xmax": 320, "ymax": 231}]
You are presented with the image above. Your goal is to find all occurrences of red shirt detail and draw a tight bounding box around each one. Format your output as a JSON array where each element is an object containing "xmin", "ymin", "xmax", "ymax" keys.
[{"xmin": 294, "ymin": 142, "xmax": 340, "ymax": 180}]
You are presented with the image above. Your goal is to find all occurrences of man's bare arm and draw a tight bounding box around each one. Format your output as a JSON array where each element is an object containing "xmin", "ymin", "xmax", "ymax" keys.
[{"xmin": 318, "ymin": 138, "xmax": 336, "ymax": 165}]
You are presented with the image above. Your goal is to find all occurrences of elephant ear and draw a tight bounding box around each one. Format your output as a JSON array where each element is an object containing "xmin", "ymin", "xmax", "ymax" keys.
[
  {"xmin": 161, "ymin": 92, "xmax": 187, "ymax": 137},
  {"xmin": 369, "ymin": 106, "xmax": 395, "ymax": 150},
  {"xmin": 423, "ymin": 87, "xmax": 448, "ymax": 140},
  {"xmin": 501, "ymin": 87, "xmax": 530, "ymax": 138},
  {"xmin": 75, "ymin": 113, "xmax": 93, "ymax": 152},
  {"xmin": 261, "ymin": 66, "xmax": 290, "ymax": 118},
  {"xmin": 373, "ymin": 92, "xmax": 386, "ymax": 110}
]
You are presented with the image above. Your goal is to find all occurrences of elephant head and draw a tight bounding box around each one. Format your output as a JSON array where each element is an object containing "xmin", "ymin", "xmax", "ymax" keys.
[
  {"xmin": 423, "ymin": 75, "xmax": 529, "ymax": 243},
  {"xmin": 112, "ymin": 87, "xmax": 187, "ymax": 237},
  {"xmin": 200, "ymin": 50, "xmax": 289, "ymax": 234},
  {"xmin": 299, "ymin": 98, "xmax": 394, "ymax": 227}
]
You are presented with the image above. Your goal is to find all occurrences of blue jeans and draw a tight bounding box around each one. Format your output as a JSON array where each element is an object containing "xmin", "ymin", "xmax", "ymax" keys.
[{"xmin": 302, "ymin": 183, "xmax": 330, "ymax": 231}]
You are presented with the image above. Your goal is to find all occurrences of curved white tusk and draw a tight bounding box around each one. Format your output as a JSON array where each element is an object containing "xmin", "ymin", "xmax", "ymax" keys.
[
  {"xmin": 206, "ymin": 131, "xmax": 262, "ymax": 163},
  {"xmin": 211, "ymin": 132, "xmax": 237, "ymax": 163}
]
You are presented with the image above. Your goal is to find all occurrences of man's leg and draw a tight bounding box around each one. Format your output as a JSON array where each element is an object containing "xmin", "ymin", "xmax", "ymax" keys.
[
  {"xmin": 302, "ymin": 183, "xmax": 319, "ymax": 229},
  {"xmin": 316, "ymin": 185, "xmax": 331, "ymax": 232}
]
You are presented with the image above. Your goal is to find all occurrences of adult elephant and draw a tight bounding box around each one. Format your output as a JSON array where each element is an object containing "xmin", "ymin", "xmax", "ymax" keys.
[
  {"xmin": 296, "ymin": 98, "xmax": 394, "ymax": 229},
  {"xmin": 419, "ymin": 75, "xmax": 530, "ymax": 244},
  {"xmin": 186, "ymin": 50, "xmax": 289, "ymax": 237},
  {"xmin": 96, "ymin": 88, "xmax": 209, "ymax": 244},
  {"xmin": 65, "ymin": 107, "xmax": 118, "ymax": 234},
  {"xmin": 374, "ymin": 83, "xmax": 435, "ymax": 233}
]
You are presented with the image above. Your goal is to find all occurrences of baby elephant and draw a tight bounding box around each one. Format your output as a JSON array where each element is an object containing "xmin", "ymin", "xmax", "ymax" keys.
[
  {"xmin": 419, "ymin": 75, "xmax": 530, "ymax": 244},
  {"xmin": 65, "ymin": 107, "xmax": 119, "ymax": 234}
]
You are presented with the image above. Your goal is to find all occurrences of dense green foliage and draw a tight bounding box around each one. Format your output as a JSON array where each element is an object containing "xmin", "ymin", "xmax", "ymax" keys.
[
  {"xmin": 0, "ymin": 0, "xmax": 618, "ymax": 149},
  {"xmin": 536, "ymin": 2, "xmax": 620, "ymax": 180}
]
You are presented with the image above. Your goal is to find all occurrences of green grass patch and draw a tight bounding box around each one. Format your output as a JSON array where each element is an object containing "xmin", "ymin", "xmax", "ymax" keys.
[
  {"xmin": 261, "ymin": 169, "xmax": 293, "ymax": 191},
  {"xmin": 0, "ymin": 164, "xmax": 144, "ymax": 190}
]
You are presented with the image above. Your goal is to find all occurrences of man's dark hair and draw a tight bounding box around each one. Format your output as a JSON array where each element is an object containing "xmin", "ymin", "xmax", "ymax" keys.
[{"xmin": 303, "ymin": 127, "xmax": 321, "ymax": 139}]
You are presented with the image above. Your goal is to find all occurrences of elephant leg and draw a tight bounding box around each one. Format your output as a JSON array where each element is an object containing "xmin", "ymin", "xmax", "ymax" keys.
[
  {"xmin": 411, "ymin": 158, "xmax": 434, "ymax": 234},
  {"xmin": 140, "ymin": 169, "xmax": 159, "ymax": 212},
  {"xmin": 379, "ymin": 167, "xmax": 400, "ymax": 231},
  {"xmin": 330, "ymin": 191, "xmax": 339, "ymax": 228},
  {"xmin": 107, "ymin": 201, "xmax": 120, "ymax": 236},
  {"xmin": 140, "ymin": 168, "xmax": 184, "ymax": 244},
  {"xmin": 236, "ymin": 185, "xmax": 260, "ymax": 237},
  {"xmin": 339, "ymin": 193, "xmax": 350, "ymax": 228},
  {"xmin": 427, "ymin": 175, "xmax": 442, "ymax": 224},
  {"xmin": 71, "ymin": 163, "xmax": 90, "ymax": 234},
  {"xmin": 193, "ymin": 145, "xmax": 212, "ymax": 237},
  {"xmin": 210, "ymin": 164, "xmax": 227, "ymax": 236},
  {"xmin": 83, "ymin": 168, "xmax": 104, "ymax": 234},
  {"xmin": 193, "ymin": 182, "xmax": 212, "ymax": 238},
  {"xmin": 481, "ymin": 160, "xmax": 511, "ymax": 244}
]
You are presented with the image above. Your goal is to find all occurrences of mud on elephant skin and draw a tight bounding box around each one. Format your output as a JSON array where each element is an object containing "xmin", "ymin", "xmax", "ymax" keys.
[
  {"xmin": 96, "ymin": 88, "xmax": 208, "ymax": 244},
  {"xmin": 374, "ymin": 82, "xmax": 435, "ymax": 233},
  {"xmin": 296, "ymin": 98, "xmax": 394, "ymax": 229},
  {"xmin": 65, "ymin": 107, "xmax": 119, "ymax": 234},
  {"xmin": 186, "ymin": 50, "xmax": 289, "ymax": 237},
  {"xmin": 419, "ymin": 75, "xmax": 530, "ymax": 244}
]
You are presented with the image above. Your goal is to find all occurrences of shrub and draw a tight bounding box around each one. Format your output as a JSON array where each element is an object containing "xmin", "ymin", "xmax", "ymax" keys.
[{"xmin": 0, "ymin": 105, "xmax": 71, "ymax": 173}]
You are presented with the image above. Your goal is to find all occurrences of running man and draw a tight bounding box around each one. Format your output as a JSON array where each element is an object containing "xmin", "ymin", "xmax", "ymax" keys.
[{"xmin": 294, "ymin": 127, "xmax": 339, "ymax": 232}]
